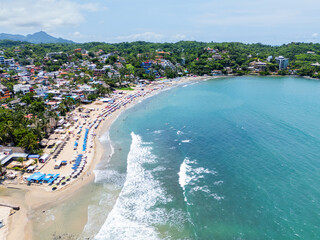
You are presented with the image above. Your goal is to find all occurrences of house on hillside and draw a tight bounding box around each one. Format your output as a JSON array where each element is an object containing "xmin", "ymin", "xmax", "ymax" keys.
[
  {"xmin": 0, "ymin": 84, "xmax": 11, "ymax": 100},
  {"xmin": 249, "ymin": 61, "xmax": 267, "ymax": 71},
  {"xmin": 94, "ymin": 69, "xmax": 105, "ymax": 77},
  {"xmin": 13, "ymin": 84, "xmax": 32, "ymax": 95},
  {"xmin": 212, "ymin": 54, "xmax": 222, "ymax": 60}
]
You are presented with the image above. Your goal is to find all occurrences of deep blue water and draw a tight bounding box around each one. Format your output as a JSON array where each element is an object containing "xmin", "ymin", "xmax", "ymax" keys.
[{"xmin": 93, "ymin": 76, "xmax": 320, "ymax": 240}]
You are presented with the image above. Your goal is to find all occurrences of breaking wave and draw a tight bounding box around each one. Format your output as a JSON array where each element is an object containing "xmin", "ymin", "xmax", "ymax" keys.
[
  {"xmin": 95, "ymin": 133, "xmax": 175, "ymax": 240},
  {"xmin": 178, "ymin": 158, "xmax": 223, "ymax": 204}
]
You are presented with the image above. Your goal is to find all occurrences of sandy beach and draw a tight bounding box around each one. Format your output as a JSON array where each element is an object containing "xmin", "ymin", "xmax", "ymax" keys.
[
  {"xmin": 0, "ymin": 76, "xmax": 209, "ymax": 240},
  {"xmin": 0, "ymin": 207, "xmax": 11, "ymax": 240}
]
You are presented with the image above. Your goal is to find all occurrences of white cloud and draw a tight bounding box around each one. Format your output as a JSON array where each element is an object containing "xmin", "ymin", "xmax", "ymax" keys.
[
  {"xmin": 71, "ymin": 31, "xmax": 83, "ymax": 38},
  {"xmin": 115, "ymin": 32, "xmax": 164, "ymax": 42},
  {"xmin": 113, "ymin": 32, "xmax": 188, "ymax": 43},
  {"xmin": 0, "ymin": 0, "xmax": 103, "ymax": 31},
  {"xmin": 312, "ymin": 33, "xmax": 319, "ymax": 38},
  {"xmin": 173, "ymin": 34, "xmax": 187, "ymax": 40}
]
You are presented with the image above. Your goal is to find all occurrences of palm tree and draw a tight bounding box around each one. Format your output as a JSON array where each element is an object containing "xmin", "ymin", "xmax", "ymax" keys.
[
  {"xmin": 20, "ymin": 133, "xmax": 38, "ymax": 153},
  {"xmin": 3, "ymin": 120, "xmax": 14, "ymax": 144},
  {"xmin": 57, "ymin": 103, "xmax": 67, "ymax": 116}
]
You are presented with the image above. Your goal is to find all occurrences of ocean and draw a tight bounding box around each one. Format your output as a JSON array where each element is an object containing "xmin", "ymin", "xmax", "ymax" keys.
[{"xmin": 33, "ymin": 76, "xmax": 320, "ymax": 239}]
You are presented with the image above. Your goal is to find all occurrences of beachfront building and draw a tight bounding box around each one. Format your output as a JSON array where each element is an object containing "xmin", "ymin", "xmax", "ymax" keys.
[
  {"xmin": 212, "ymin": 70, "xmax": 223, "ymax": 76},
  {"xmin": 0, "ymin": 147, "xmax": 28, "ymax": 167},
  {"xmin": 275, "ymin": 56, "xmax": 289, "ymax": 70}
]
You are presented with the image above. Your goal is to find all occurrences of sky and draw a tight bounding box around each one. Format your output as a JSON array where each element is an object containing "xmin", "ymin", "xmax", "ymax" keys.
[{"xmin": 0, "ymin": 0, "xmax": 319, "ymax": 44}]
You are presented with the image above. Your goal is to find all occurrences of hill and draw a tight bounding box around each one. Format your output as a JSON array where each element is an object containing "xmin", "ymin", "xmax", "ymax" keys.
[{"xmin": 0, "ymin": 31, "xmax": 74, "ymax": 44}]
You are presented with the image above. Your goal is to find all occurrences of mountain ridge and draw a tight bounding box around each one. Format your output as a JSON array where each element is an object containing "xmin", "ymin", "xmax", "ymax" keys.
[{"xmin": 0, "ymin": 31, "xmax": 74, "ymax": 44}]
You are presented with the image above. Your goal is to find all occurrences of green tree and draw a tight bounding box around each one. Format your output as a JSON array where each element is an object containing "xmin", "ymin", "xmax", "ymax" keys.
[{"xmin": 19, "ymin": 132, "xmax": 38, "ymax": 152}]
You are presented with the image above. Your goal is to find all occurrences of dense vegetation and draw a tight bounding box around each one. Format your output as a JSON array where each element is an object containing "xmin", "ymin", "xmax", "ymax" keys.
[
  {"xmin": 2, "ymin": 41, "xmax": 320, "ymax": 78},
  {"xmin": 0, "ymin": 93, "xmax": 76, "ymax": 153}
]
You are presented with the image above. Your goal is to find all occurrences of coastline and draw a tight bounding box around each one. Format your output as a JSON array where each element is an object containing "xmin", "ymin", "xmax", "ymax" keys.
[{"xmin": 0, "ymin": 76, "xmax": 211, "ymax": 240}]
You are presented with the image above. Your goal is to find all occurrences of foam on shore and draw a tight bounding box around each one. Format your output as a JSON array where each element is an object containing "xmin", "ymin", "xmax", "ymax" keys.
[{"xmin": 95, "ymin": 133, "xmax": 166, "ymax": 239}]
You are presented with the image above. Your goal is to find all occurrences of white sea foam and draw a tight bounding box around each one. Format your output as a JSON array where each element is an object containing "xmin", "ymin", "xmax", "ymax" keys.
[
  {"xmin": 213, "ymin": 180, "xmax": 224, "ymax": 185},
  {"xmin": 193, "ymin": 166, "xmax": 217, "ymax": 176},
  {"xmin": 178, "ymin": 159, "xmax": 217, "ymax": 188},
  {"xmin": 43, "ymin": 209, "xmax": 55, "ymax": 223},
  {"xmin": 189, "ymin": 82, "xmax": 199, "ymax": 86},
  {"xmin": 153, "ymin": 130, "xmax": 163, "ymax": 134},
  {"xmin": 178, "ymin": 159, "xmax": 188, "ymax": 190},
  {"xmin": 95, "ymin": 133, "xmax": 174, "ymax": 240},
  {"xmin": 99, "ymin": 131, "xmax": 110, "ymax": 143},
  {"xmin": 177, "ymin": 130, "xmax": 184, "ymax": 135},
  {"xmin": 178, "ymin": 158, "xmax": 194, "ymax": 204},
  {"xmin": 181, "ymin": 139, "xmax": 191, "ymax": 143},
  {"xmin": 94, "ymin": 169, "xmax": 126, "ymax": 186},
  {"xmin": 98, "ymin": 131, "xmax": 115, "ymax": 161},
  {"xmin": 210, "ymin": 193, "xmax": 224, "ymax": 201},
  {"xmin": 82, "ymin": 202, "xmax": 110, "ymax": 238},
  {"xmin": 182, "ymin": 82, "xmax": 199, "ymax": 88},
  {"xmin": 192, "ymin": 185, "xmax": 211, "ymax": 193},
  {"xmin": 178, "ymin": 158, "xmax": 222, "ymax": 203},
  {"xmin": 152, "ymin": 166, "xmax": 166, "ymax": 172}
]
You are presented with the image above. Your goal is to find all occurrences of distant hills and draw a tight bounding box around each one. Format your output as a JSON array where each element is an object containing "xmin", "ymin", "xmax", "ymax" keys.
[{"xmin": 0, "ymin": 31, "xmax": 74, "ymax": 44}]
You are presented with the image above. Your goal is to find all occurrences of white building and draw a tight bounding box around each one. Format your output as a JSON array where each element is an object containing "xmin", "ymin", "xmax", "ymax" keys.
[
  {"xmin": 88, "ymin": 64, "xmax": 96, "ymax": 70},
  {"xmin": 13, "ymin": 84, "xmax": 32, "ymax": 95},
  {"xmin": 275, "ymin": 56, "xmax": 289, "ymax": 70},
  {"xmin": 4, "ymin": 58, "xmax": 15, "ymax": 66},
  {"xmin": 35, "ymin": 86, "xmax": 48, "ymax": 97}
]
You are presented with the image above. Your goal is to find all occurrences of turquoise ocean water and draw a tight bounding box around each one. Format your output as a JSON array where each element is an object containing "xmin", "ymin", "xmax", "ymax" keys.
[{"xmin": 88, "ymin": 76, "xmax": 320, "ymax": 240}]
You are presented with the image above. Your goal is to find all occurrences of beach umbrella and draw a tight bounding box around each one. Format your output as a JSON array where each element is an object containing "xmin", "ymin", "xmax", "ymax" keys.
[
  {"xmin": 52, "ymin": 184, "xmax": 57, "ymax": 190},
  {"xmin": 61, "ymin": 180, "xmax": 66, "ymax": 185}
]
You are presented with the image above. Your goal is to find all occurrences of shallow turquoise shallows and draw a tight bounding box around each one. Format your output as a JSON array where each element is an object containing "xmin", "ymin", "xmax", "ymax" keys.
[{"xmin": 93, "ymin": 76, "xmax": 320, "ymax": 240}]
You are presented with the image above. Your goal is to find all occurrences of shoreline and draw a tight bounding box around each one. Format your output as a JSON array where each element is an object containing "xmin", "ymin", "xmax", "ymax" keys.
[{"xmin": 0, "ymin": 75, "xmax": 211, "ymax": 240}]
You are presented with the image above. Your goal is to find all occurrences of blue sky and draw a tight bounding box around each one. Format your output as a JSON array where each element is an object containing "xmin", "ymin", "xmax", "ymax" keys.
[{"xmin": 0, "ymin": 0, "xmax": 319, "ymax": 44}]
